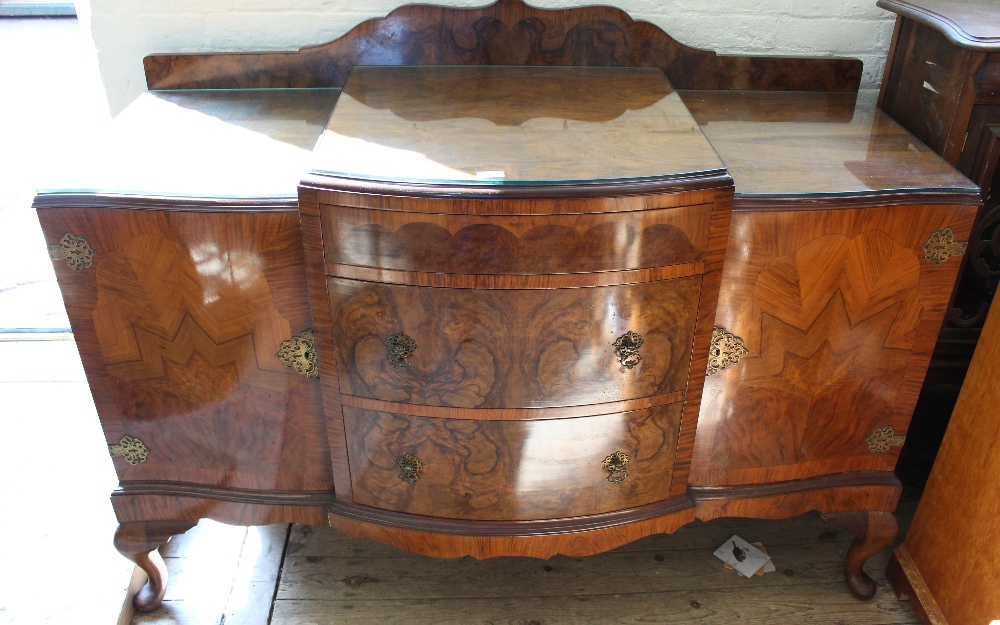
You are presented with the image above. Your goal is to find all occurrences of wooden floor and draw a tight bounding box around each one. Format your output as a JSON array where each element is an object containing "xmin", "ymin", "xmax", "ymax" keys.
[{"xmin": 133, "ymin": 503, "xmax": 921, "ymax": 625}]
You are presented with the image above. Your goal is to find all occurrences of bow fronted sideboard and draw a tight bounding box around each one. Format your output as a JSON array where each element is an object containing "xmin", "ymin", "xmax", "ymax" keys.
[{"xmin": 34, "ymin": 0, "xmax": 981, "ymax": 611}]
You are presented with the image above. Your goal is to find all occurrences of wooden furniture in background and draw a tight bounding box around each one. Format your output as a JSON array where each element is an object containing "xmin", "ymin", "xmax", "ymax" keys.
[
  {"xmin": 886, "ymin": 269, "xmax": 1000, "ymax": 624},
  {"xmin": 878, "ymin": 0, "xmax": 1000, "ymax": 475},
  {"xmin": 33, "ymin": 0, "xmax": 980, "ymax": 611}
]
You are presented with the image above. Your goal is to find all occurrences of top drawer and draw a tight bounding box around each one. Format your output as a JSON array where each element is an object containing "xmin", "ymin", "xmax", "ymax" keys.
[{"xmin": 321, "ymin": 204, "xmax": 710, "ymax": 275}]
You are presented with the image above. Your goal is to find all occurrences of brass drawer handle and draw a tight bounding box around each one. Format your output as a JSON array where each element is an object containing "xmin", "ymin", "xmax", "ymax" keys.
[
  {"xmin": 396, "ymin": 453, "xmax": 425, "ymax": 483},
  {"xmin": 602, "ymin": 451, "xmax": 630, "ymax": 484},
  {"xmin": 612, "ymin": 331, "xmax": 644, "ymax": 369},
  {"xmin": 386, "ymin": 333, "xmax": 417, "ymax": 368}
]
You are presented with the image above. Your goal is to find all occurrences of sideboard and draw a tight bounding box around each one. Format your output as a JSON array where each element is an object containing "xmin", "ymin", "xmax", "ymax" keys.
[{"xmin": 35, "ymin": 0, "xmax": 981, "ymax": 612}]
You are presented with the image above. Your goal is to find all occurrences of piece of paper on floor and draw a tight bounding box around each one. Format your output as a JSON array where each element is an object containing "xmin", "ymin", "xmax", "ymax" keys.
[
  {"xmin": 722, "ymin": 542, "xmax": 775, "ymax": 576},
  {"xmin": 713, "ymin": 535, "xmax": 772, "ymax": 578}
]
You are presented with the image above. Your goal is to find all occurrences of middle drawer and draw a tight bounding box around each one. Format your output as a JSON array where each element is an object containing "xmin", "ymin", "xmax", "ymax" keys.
[{"xmin": 328, "ymin": 276, "xmax": 702, "ymax": 409}]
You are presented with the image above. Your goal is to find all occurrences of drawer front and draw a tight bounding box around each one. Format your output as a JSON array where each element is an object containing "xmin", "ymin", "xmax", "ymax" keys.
[
  {"xmin": 329, "ymin": 277, "xmax": 702, "ymax": 408},
  {"xmin": 322, "ymin": 204, "xmax": 710, "ymax": 275},
  {"xmin": 344, "ymin": 404, "xmax": 682, "ymax": 520}
]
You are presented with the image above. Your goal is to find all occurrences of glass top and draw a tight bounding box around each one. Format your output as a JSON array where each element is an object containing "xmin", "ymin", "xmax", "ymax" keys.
[
  {"xmin": 678, "ymin": 90, "xmax": 978, "ymax": 198},
  {"xmin": 309, "ymin": 66, "xmax": 726, "ymax": 185}
]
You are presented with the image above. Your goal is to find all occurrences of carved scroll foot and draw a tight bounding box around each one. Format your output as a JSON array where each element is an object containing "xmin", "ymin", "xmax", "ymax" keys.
[
  {"xmin": 823, "ymin": 510, "xmax": 899, "ymax": 600},
  {"xmin": 113, "ymin": 521, "xmax": 195, "ymax": 612}
]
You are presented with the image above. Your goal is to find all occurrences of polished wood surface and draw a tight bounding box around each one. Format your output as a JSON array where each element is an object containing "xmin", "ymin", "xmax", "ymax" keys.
[
  {"xmin": 329, "ymin": 499, "xmax": 696, "ymax": 559},
  {"xmin": 887, "ymin": 294, "xmax": 1000, "ymax": 623},
  {"xmin": 824, "ymin": 511, "xmax": 900, "ymax": 600},
  {"xmin": 678, "ymin": 90, "xmax": 979, "ymax": 202},
  {"xmin": 114, "ymin": 521, "xmax": 196, "ymax": 612},
  {"xmin": 33, "ymin": 15, "xmax": 986, "ymax": 605},
  {"xmin": 35, "ymin": 90, "xmax": 339, "ymax": 206},
  {"xmin": 299, "ymin": 189, "xmax": 355, "ymax": 504},
  {"xmin": 322, "ymin": 203, "xmax": 710, "ymax": 276},
  {"xmin": 143, "ymin": 0, "xmax": 861, "ymax": 93},
  {"xmin": 328, "ymin": 276, "xmax": 702, "ymax": 409},
  {"xmin": 878, "ymin": 19, "xmax": 983, "ymax": 165},
  {"xmin": 312, "ymin": 67, "xmax": 723, "ymax": 185},
  {"xmin": 36, "ymin": 207, "xmax": 333, "ymax": 492},
  {"xmin": 877, "ymin": 0, "xmax": 1000, "ymax": 50},
  {"xmin": 691, "ymin": 203, "xmax": 978, "ymax": 487},
  {"xmin": 877, "ymin": 3, "xmax": 999, "ymax": 497},
  {"xmin": 344, "ymin": 404, "xmax": 682, "ymax": 520}
]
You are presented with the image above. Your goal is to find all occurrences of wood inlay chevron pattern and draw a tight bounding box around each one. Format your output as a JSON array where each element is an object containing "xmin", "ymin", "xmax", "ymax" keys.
[
  {"xmin": 36, "ymin": 207, "xmax": 332, "ymax": 493},
  {"xmin": 691, "ymin": 204, "xmax": 977, "ymax": 487}
]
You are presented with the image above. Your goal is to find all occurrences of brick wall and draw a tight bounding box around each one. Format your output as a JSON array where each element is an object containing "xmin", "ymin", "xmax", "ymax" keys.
[{"xmin": 79, "ymin": 0, "xmax": 897, "ymax": 114}]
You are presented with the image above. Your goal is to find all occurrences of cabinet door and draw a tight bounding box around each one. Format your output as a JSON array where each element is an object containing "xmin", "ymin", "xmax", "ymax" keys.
[
  {"xmin": 38, "ymin": 207, "xmax": 331, "ymax": 492},
  {"xmin": 690, "ymin": 204, "xmax": 976, "ymax": 486}
]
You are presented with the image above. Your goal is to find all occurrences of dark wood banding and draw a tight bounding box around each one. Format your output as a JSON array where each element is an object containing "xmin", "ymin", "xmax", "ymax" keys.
[
  {"xmin": 115, "ymin": 481, "xmax": 334, "ymax": 506},
  {"xmin": 302, "ymin": 172, "xmax": 733, "ymax": 201},
  {"xmin": 33, "ymin": 193, "xmax": 299, "ymax": 211},
  {"xmin": 733, "ymin": 191, "xmax": 982, "ymax": 211},
  {"xmin": 144, "ymin": 0, "xmax": 861, "ymax": 93},
  {"xmin": 329, "ymin": 494, "xmax": 694, "ymax": 536},
  {"xmin": 688, "ymin": 471, "xmax": 902, "ymax": 500},
  {"xmin": 340, "ymin": 391, "xmax": 685, "ymax": 421},
  {"xmin": 328, "ymin": 263, "xmax": 705, "ymax": 289}
]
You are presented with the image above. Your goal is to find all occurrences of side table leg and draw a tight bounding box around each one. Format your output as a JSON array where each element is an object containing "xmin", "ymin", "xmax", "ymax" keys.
[
  {"xmin": 823, "ymin": 510, "xmax": 899, "ymax": 600},
  {"xmin": 113, "ymin": 521, "xmax": 196, "ymax": 612}
]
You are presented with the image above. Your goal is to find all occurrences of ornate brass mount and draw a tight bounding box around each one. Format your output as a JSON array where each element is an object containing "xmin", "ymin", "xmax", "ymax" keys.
[
  {"xmin": 48, "ymin": 232, "xmax": 95, "ymax": 272},
  {"xmin": 866, "ymin": 425, "xmax": 906, "ymax": 454},
  {"xmin": 602, "ymin": 451, "xmax": 630, "ymax": 484},
  {"xmin": 922, "ymin": 227, "xmax": 967, "ymax": 265},
  {"xmin": 276, "ymin": 329, "xmax": 319, "ymax": 379},
  {"xmin": 109, "ymin": 435, "xmax": 149, "ymax": 465},
  {"xmin": 707, "ymin": 327, "xmax": 749, "ymax": 376},
  {"xmin": 396, "ymin": 453, "xmax": 425, "ymax": 483},
  {"xmin": 386, "ymin": 332, "xmax": 417, "ymax": 368},
  {"xmin": 612, "ymin": 331, "xmax": 644, "ymax": 369}
]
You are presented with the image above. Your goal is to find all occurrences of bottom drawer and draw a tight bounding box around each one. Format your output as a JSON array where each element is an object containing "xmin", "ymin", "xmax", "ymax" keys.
[{"xmin": 343, "ymin": 404, "xmax": 683, "ymax": 521}]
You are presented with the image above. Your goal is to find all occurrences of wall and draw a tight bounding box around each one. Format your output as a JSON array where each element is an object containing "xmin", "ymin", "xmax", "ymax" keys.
[{"xmin": 84, "ymin": 0, "xmax": 897, "ymax": 115}]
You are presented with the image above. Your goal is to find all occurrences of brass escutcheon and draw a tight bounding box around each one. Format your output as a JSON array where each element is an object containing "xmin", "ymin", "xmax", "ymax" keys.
[
  {"xmin": 109, "ymin": 435, "xmax": 149, "ymax": 465},
  {"xmin": 613, "ymin": 331, "xmax": 644, "ymax": 369},
  {"xmin": 707, "ymin": 327, "xmax": 748, "ymax": 376},
  {"xmin": 922, "ymin": 227, "xmax": 968, "ymax": 265},
  {"xmin": 276, "ymin": 329, "xmax": 319, "ymax": 379},
  {"xmin": 48, "ymin": 232, "xmax": 95, "ymax": 272},
  {"xmin": 396, "ymin": 453, "xmax": 425, "ymax": 483},
  {"xmin": 866, "ymin": 425, "xmax": 906, "ymax": 454},
  {"xmin": 386, "ymin": 332, "xmax": 417, "ymax": 368},
  {"xmin": 602, "ymin": 451, "xmax": 630, "ymax": 484}
]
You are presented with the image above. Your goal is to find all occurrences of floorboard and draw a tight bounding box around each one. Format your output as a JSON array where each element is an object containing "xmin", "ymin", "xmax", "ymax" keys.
[{"xmin": 133, "ymin": 508, "xmax": 920, "ymax": 625}]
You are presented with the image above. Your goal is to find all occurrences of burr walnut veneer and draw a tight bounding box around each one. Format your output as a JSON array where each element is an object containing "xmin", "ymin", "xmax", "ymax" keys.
[{"xmin": 34, "ymin": 0, "xmax": 981, "ymax": 612}]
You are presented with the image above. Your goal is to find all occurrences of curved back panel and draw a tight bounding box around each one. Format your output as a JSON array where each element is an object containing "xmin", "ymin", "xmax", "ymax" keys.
[{"xmin": 144, "ymin": 0, "xmax": 861, "ymax": 92}]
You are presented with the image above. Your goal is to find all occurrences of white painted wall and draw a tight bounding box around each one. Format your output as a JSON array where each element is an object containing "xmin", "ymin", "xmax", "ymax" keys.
[{"xmin": 83, "ymin": 0, "xmax": 898, "ymax": 115}]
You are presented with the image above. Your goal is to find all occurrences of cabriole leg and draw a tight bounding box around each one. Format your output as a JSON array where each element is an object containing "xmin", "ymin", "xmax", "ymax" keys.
[
  {"xmin": 113, "ymin": 521, "xmax": 196, "ymax": 612},
  {"xmin": 823, "ymin": 510, "xmax": 899, "ymax": 600}
]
